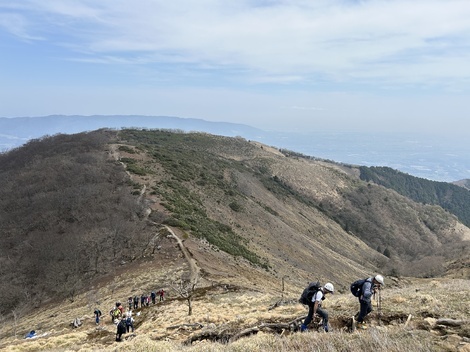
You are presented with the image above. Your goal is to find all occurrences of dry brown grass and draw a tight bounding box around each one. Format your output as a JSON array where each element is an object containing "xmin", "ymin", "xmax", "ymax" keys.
[{"xmin": 1, "ymin": 271, "xmax": 468, "ymax": 352}]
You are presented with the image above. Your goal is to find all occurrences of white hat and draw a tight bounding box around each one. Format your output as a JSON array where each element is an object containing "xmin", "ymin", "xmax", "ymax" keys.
[
  {"xmin": 374, "ymin": 274, "xmax": 384, "ymax": 285},
  {"xmin": 324, "ymin": 282, "xmax": 334, "ymax": 293}
]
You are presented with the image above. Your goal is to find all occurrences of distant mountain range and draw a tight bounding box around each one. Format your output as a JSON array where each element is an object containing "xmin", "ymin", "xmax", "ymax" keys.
[{"xmin": 1, "ymin": 115, "xmax": 469, "ymax": 183}]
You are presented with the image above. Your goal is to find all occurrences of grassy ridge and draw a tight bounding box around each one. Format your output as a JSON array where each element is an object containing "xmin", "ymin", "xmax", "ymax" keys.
[{"xmin": 119, "ymin": 129, "xmax": 268, "ymax": 268}]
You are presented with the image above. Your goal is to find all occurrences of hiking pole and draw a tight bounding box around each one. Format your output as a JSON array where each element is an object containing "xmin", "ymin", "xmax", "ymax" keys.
[{"xmin": 377, "ymin": 288, "xmax": 382, "ymax": 325}]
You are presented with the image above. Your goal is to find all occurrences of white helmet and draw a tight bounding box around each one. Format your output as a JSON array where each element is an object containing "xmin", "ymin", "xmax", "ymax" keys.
[
  {"xmin": 374, "ymin": 274, "xmax": 385, "ymax": 285},
  {"xmin": 324, "ymin": 282, "xmax": 334, "ymax": 293}
]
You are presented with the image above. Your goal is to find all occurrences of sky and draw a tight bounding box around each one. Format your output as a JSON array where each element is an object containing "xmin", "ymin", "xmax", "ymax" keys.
[{"xmin": 1, "ymin": 0, "xmax": 470, "ymax": 135}]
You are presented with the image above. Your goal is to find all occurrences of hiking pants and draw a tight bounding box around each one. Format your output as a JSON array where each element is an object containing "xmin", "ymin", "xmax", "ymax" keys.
[
  {"xmin": 358, "ymin": 298, "xmax": 372, "ymax": 323},
  {"xmin": 304, "ymin": 304, "xmax": 329, "ymax": 329}
]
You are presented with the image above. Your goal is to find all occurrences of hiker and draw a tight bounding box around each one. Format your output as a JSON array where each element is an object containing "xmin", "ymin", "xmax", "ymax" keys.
[
  {"xmin": 127, "ymin": 297, "xmax": 133, "ymax": 310},
  {"xmin": 133, "ymin": 295, "xmax": 139, "ymax": 310},
  {"xmin": 151, "ymin": 291, "xmax": 156, "ymax": 304},
  {"xmin": 140, "ymin": 294, "xmax": 145, "ymax": 308},
  {"xmin": 125, "ymin": 312, "xmax": 135, "ymax": 333},
  {"xmin": 117, "ymin": 302, "xmax": 124, "ymax": 315},
  {"xmin": 94, "ymin": 308, "xmax": 102, "ymax": 325},
  {"xmin": 353, "ymin": 274, "xmax": 385, "ymax": 329},
  {"xmin": 116, "ymin": 318, "xmax": 127, "ymax": 342},
  {"xmin": 110, "ymin": 305, "xmax": 122, "ymax": 323},
  {"xmin": 158, "ymin": 289, "xmax": 165, "ymax": 301},
  {"xmin": 301, "ymin": 282, "xmax": 334, "ymax": 332}
]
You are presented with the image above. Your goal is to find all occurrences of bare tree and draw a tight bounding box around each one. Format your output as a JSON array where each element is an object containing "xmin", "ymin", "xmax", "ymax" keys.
[{"xmin": 171, "ymin": 275, "xmax": 200, "ymax": 316}]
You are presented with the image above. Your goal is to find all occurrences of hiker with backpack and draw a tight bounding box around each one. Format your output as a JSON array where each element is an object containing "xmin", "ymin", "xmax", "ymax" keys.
[
  {"xmin": 350, "ymin": 274, "xmax": 385, "ymax": 329},
  {"xmin": 110, "ymin": 304, "xmax": 122, "ymax": 323},
  {"xmin": 299, "ymin": 281, "xmax": 335, "ymax": 332},
  {"xmin": 125, "ymin": 311, "xmax": 135, "ymax": 333}
]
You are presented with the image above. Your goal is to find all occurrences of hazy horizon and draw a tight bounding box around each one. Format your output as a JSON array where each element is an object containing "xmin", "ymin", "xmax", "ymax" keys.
[{"xmin": 1, "ymin": 114, "xmax": 469, "ymax": 183}]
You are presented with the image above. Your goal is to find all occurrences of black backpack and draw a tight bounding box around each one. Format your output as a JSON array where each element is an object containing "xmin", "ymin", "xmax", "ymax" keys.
[
  {"xmin": 299, "ymin": 281, "xmax": 321, "ymax": 305},
  {"xmin": 350, "ymin": 278, "xmax": 367, "ymax": 297}
]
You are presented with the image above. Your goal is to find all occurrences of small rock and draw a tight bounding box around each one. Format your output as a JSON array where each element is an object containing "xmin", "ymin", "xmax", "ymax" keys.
[{"xmin": 422, "ymin": 317, "xmax": 437, "ymax": 329}]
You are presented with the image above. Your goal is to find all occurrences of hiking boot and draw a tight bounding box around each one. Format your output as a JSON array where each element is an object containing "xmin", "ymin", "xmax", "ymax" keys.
[
  {"xmin": 357, "ymin": 322, "xmax": 368, "ymax": 330},
  {"xmin": 300, "ymin": 324, "xmax": 308, "ymax": 332}
]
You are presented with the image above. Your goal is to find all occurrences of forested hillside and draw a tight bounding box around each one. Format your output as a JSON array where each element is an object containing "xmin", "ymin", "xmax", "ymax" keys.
[
  {"xmin": 0, "ymin": 130, "xmax": 155, "ymax": 315},
  {"xmin": 358, "ymin": 166, "xmax": 470, "ymax": 227}
]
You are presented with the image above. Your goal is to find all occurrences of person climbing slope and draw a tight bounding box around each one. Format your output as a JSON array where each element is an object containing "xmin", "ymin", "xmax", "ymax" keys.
[
  {"xmin": 300, "ymin": 282, "xmax": 334, "ymax": 332},
  {"xmin": 351, "ymin": 274, "xmax": 385, "ymax": 329}
]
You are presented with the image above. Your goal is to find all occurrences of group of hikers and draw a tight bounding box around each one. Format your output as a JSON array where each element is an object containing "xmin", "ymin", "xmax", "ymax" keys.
[
  {"xmin": 51, "ymin": 275, "xmax": 383, "ymax": 342},
  {"xmin": 299, "ymin": 274, "xmax": 385, "ymax": 333},
  {"xmin": 92, "ymin": 289, "xmax": 166, "ymax": 342},
  {"xmin": 126, "ymin": 290, "xmax": 166, "ymax": 310}
]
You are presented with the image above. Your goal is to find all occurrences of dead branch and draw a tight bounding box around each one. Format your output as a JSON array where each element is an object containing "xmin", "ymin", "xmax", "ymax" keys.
[
  {"xmin": 229, "ymin": 321, "xmax": 297, "ymax": 342},
  {"xmin": 404, "ymin": 314, "xmax": 412, "ymax": 328},
  {"xmin": 229, "ymin": 326, "xmax": 260, "ymax": 342},
  {"xmin": 184, "ymin": 315, "xmax": 308, "ymax": 345},
  {"xmin": 184, "ymin": 327, "xmax": 232, "ymax": 345},
  {"xmin": 436, "ymin": 318, "xmax": 465, "ymax": 327},
  {"xmin": 167, "ymin": 323, "xmax": 204, "ymax": 330}
]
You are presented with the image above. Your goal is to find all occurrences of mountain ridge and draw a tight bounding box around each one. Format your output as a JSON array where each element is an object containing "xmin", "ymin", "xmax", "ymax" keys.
[
  {"xmin": 2, "ymin": 115, "xmax": 469, "ymax": 183},
  {"xmin": 1, "ymin": 129, "xmax": 469, "ymax": 351},
  {"xmin": 1, "ymin": 128, "xmax": 468, "ymax": 318}
]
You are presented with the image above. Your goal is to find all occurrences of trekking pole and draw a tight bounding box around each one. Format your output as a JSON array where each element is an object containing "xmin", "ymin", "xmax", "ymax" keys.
[{"xmin": 377, "ymin": 289, "xmax": 382, "ymax": 325}]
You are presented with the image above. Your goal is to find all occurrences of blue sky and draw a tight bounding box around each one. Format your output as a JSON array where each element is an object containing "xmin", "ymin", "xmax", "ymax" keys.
[{"xmin": 1, "ymin": 0, "xmax": 470, "ymax": 135}]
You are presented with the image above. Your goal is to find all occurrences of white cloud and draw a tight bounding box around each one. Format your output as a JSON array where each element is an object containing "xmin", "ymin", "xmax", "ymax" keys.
[
  {"xmin": 0, "ymin": 12, "xmax": 42, "ymax": 41},
  {"xmin": 2, "ymin": 0, "xmax": 470, "ymax": 140},
  {"xmin": 2, "ymin": 0, "xmax": 470, "ymax": 88}
]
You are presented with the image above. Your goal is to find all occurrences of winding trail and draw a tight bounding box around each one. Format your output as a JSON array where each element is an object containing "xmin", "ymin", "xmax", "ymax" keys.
[
  {"xmin": 110, "ymin": 143, "xmax": 201, "ymax": 283},
  {"xmin": 162, "ymin": 225, "xmax": 200, "ymax": 283}
]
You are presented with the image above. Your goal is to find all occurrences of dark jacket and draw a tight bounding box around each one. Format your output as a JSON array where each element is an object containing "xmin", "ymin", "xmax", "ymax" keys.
[{"xmin": 117, "ymin": 320, "xmax": 127, "ymax": 334}]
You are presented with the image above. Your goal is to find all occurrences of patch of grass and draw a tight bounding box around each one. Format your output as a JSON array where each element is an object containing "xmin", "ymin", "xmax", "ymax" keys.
[
  {"xmin": 120, "ymin": 157, "xmax": 150, "ymax": 176},
  {"xmin": 118, "ymin": 145, "xmax": 136, "ymax": 154},
  {"xmin": 229, "ymin": 201, "xmax": 243, "ymax": 212}
]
